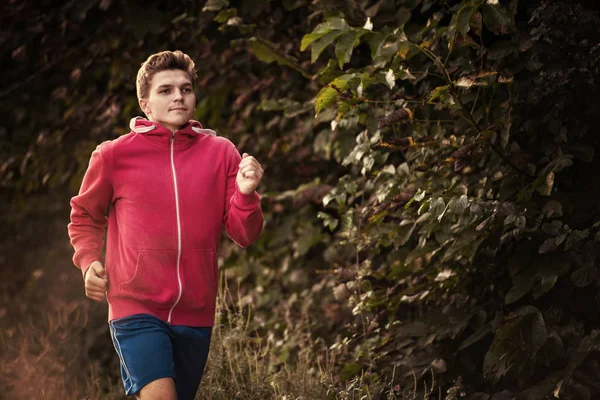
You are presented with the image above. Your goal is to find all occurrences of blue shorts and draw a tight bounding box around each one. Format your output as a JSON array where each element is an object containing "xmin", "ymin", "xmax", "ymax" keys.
[{"xmin": 109, "ymin": 313, "xmax": 212, "ymax": 399}]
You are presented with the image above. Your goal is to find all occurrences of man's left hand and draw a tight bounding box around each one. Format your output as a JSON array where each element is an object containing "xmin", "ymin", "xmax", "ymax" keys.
[{"xmin": 236, "ymin": 153, "xmax": 264, "ymax": 194}]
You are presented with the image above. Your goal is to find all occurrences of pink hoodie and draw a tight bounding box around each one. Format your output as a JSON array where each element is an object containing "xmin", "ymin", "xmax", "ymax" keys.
[{"xmin": 68, "ymin": 117, "xmax": 263, "ymax": 326}]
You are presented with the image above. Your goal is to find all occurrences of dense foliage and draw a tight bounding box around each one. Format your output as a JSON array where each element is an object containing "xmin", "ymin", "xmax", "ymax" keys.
[{"xmin": 2, "ymin": 0, "xmax": 599, "ymax": 398}]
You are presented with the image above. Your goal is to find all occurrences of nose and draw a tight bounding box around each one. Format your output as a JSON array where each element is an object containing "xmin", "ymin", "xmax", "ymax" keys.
[{"xmin": 173, "ymin": 88, "xmax": 184, "ymax": 101}]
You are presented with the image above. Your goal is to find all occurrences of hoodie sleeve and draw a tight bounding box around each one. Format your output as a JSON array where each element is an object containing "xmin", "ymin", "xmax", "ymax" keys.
[
  {"xmin": 223, "ymin": 144, "xmax": 264, "ymax": 248},
  {"xmin": 67, "ymin": 144, "xmax": 114, "ymax": 278}
]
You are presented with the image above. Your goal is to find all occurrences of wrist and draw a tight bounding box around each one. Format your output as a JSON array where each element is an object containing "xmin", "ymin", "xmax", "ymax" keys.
[{"xmin": 82, "ymin": 260, "xmax": 99, "ymax": 280}]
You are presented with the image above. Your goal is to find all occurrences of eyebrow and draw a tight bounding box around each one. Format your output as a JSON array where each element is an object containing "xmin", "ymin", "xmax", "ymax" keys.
[{"xmin": 156, "ymin": 83, "xmax": 193, "ymax": 89}]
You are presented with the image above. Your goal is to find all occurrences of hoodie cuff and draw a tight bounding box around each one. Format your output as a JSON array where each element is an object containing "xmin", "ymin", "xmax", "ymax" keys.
[
  {"xmin": 233, "ymin": 186, "xmax": 260, "ymax": 210},
  {"xmin": 78, "ymin": 252, "xmax": 100, "ymax": 279}
]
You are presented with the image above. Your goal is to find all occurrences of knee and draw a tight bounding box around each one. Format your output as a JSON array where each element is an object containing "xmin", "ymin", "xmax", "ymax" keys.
[{"xmin": 137, "ymin": 377, "xmax": 177, "ymax": 400}]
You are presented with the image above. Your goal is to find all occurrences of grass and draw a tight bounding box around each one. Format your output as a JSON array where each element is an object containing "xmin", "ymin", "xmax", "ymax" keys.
[
  {"xmin": 0, "ymin": 245, "xmax": 438, "ymax": 400},
  {"xmin": 197, "ymin": 287, "xmax": 329, "ymax": 400},
  {"xmin": 0, "ymin": 282, "xmax": 330, "ymax": 399}
]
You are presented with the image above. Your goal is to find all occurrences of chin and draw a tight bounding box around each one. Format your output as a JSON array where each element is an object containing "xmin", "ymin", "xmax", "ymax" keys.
[{"xmin": 170, "ymin": 118, "xmax": 190, "ymax": 127}]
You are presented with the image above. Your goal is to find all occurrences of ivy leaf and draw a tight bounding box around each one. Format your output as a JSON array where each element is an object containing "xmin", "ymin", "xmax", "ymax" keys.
[
  {"xmin": 451, "ymin": 195, "xmax": 469, "ymax": 214},
  {"xmin": 539, "ymin": 238, "xmax": 557, "ymax": 254},
  {"xmin": 505, "ymin": 274, "xmax": 535, "ymax": 305},
  {"xmin": 533, "ymin": 275, "xmax": 558, "ymax": 299},
  {"xmin": 571, "ymin": 266, "xmax": 594, "ymax": 287},
  {"xmin": 484, "ymin": 306, "xmax": 547, "ymax": 382},
  {"xmin": 542, "ymin": 200, "xmax": 563, "ymax": 218},
  {"xmin": 459, "ymin": 326, "xmax": 492, "ymax": 350},
  {"xmin": 504, "ymin": 214, "xmax": 516, "ymax": 226}
]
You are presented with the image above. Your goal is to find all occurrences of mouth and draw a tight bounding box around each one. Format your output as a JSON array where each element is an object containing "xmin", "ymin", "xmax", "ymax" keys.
[{"xmin": 170, "ymin": 108, "xmax": 187, "ymax": 111}]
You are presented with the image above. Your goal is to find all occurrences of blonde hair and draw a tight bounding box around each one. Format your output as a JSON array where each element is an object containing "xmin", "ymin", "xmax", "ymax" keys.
[{"xmin": 136, "ymin": 50, "xmax": 197, "ymax": 100}]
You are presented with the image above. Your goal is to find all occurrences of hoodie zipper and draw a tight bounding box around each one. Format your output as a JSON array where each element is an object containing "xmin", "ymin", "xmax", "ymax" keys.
[{"xmin": 167, "ymin": 130, "xmax": 183, "ymax": 324}]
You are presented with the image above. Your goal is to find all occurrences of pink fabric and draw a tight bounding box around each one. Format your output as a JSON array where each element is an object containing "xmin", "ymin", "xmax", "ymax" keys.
[{"xmin": 68, "ymin": 118, "xmax": 263, "ymax": 326}]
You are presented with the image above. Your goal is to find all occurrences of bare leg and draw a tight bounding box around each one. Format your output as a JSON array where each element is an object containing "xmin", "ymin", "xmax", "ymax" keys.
[{"xmin": 135, "ymin": 377, "xmax": 177, "ymax": 400}]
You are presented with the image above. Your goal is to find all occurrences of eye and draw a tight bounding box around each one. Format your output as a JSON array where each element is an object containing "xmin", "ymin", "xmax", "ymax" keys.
[
  {"xmin": 183, "ymin": 88, "xmax": 192, "ymax": 93},
  {"xmin": 159, "ymin": 89, "xmax": 170, "ymax": 94}
]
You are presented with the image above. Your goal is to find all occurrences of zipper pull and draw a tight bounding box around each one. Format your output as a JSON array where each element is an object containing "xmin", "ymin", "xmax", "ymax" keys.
[{"xmin": 171, "ymin": 130, "xmax": 176, "ymax": 142}]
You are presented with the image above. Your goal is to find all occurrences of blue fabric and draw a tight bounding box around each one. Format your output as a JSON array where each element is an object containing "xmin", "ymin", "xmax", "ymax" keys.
[{"xmin": 109, "ymin": 313, "xmax": 212, "ymax": 399}]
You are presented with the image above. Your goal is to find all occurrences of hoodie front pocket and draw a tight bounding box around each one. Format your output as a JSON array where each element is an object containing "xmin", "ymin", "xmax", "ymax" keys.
[
  {"xmin": 180, "ymin": 249, "xmax": 217, "ymax": 311},
  {"xmin": 120, "ymin": 249, "xmax": 178, "ymax": 306}
]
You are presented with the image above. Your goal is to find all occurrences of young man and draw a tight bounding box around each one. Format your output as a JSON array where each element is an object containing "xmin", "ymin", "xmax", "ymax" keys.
[{"xmin": 68, "ymin": 50, "xmax": 264, "ymax": 399}]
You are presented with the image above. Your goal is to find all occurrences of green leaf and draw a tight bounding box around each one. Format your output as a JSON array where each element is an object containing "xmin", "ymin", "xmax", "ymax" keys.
[
  {"xmin": 312, "ymin": 18, "xmax": 349, "ymax": 35},
  {"xmin": 334, "ymin": 30, "xmax": 365, "ymax": 69},
  {"xmin": 314, "ymin": 74, "xmax": 355, "ymax": 114},
  {"xmin": 311, "ymin": 30, "xmax": 345, "ymax": 63},
  {"xmin": 457, "ymin": 4, "xmax": 477, "ymax": 37},
  {"xmin": 249, "ymin": 37, "xmax": 297, "ymax": 69},
  {"xmin": 484, "ymin": 306, "xmax": 547, "ymax": 382},
  {"xmin": 366, "ymin": 31, "xmax": 386, "ymax": 59},
  {"xmin": 505, "ymin": 274, "xmax": 535, "ymax": 305},
  {"xmin": 340, "ymin": 363, "xmax": 364, "ymax": 381},
  {"xmin": 539, "ymin": 238, "xmax": 557, "ymax": 254},
  {"xmin": 414, "ymin": 189, "xmax": 426, "ymax": 202},
  {"xmin": 203, "ymin": 0, "xmax": 229, "ymax": 12},
  {"xmin": 482, "ymin": 3, "xmax": 516, "ymax": 35},
  {"xmin": 214, "ymin": 8, "xmax": 237, "ymax": 23},
  {"xmin": 533, "ymin": 275, "xmax": 557, "ymax": 299},
  {"xmin": 459, "ymin": 326, "xmax": 491, "ymax": 350},
  {"xmin": 301, "ymin": 18, "xmax": 349, "ymax": 51},
  {"xmin": 571, "ymin": 266, "xmax": 594, "ymax": 287},
  {"xmin": 301, "ymin": 32, "xmax": 331, "ymax": 52},
  {"xmin": 451, "ymin": 195, "xmax": 469, "ymax": 214},
  {"xmin": 428, "ymin": 85, "xmax": 452, "ymax": 104},
  {"xmin": 314, "ymin": 87, "xmax": 338, "ymax": 115}
]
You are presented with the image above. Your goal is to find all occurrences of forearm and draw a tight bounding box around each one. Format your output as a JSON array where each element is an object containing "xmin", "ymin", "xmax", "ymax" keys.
[{"xmin": 68, "ymin": 144, "xmax": 113, "ymax": 276}]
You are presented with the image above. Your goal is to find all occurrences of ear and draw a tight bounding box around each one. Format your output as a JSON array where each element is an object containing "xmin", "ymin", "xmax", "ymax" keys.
[{"xmin": 139, "ymin": 98, "xmax": 150, "ymax": 116}]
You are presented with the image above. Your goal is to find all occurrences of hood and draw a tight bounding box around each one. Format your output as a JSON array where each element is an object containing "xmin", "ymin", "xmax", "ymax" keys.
[{"xmin": 129, "ymin": 117, "xmax": 216, "ymax": 137}]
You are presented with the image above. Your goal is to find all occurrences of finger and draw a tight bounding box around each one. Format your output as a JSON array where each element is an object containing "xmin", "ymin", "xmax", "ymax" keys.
[
  {"xmin": 243, "ymin": 165, "xmax": 263, "ymax": 177},
  {"xmin": 242, "ymin": 153, "xmax": 249, "ymax": 159},
  {"xmin": 87, "ymin": 276, "xmax": 108, "ymax": 291},
  {"xmin": 240, "ymin": 165, "xmax": 255, "ymax": 175},
  {"xmin": 93, "ymin": 263, "xmax": 107, "ymax": 279},
  {"xmin": 238, "ymin": 159, "xmax": 256, "ymax": 170},
  {"xmin": 238, "ymin": 157, "xmax": 260, "ymax": 168},
  {"xmin": 241, "ymin": 168, "xmax": 262, "ymax": 180},
  {"xmin": 86, "ymin": 289, "xmax": 106, "ymax": 299},
  {"xmin": 86, "ymin": 291, "xmax": 105, "ymax": 301},
  {"xmin": 88, "ymin": 272, "xmax": 108, "ymax": 285}
]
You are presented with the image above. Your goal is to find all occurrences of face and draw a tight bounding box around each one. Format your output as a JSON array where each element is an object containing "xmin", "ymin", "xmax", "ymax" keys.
[{"xmin": 139, "ymin": 69, "xmax": 196, "ymax": 131}]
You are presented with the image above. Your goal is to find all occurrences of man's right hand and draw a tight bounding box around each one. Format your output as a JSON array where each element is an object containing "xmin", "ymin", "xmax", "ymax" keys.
[{"xmin": 84, "ymin": 261, "xmax": 108, "ymax": 302}]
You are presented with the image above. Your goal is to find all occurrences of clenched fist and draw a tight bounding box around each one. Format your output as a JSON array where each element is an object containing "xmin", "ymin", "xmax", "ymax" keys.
[
  {"xmin": 236, "ymin": 153, "xmax": 264, "ymax": 195},
  {"xmin": 84, "ymin": 261, "xmax": 108, "ymax": 302}
]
